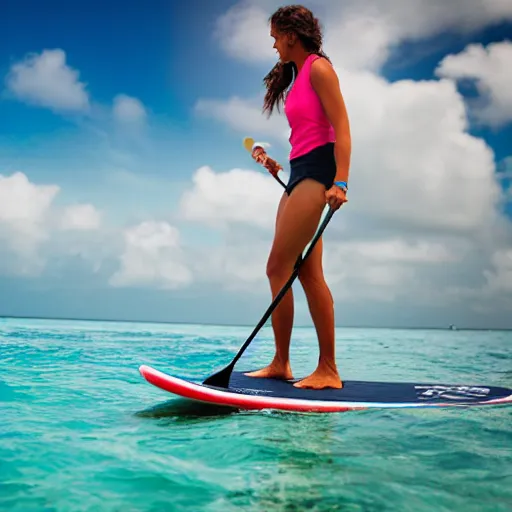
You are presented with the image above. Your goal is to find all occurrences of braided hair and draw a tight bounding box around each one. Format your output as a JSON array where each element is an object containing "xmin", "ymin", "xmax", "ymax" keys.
[{"xmin": 263, "ymin": 5, "xmax": 330, "ymax": 116}]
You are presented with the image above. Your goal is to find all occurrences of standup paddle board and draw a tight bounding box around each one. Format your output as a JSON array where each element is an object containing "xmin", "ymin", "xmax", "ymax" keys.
[{"xmin": 139, "ymin": 365, "xmax": 512, "ymax": 413}]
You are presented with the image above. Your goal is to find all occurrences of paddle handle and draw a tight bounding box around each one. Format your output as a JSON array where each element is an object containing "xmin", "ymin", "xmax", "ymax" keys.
[{"xmin": 244, "ymin": 137, "xmax": 288, "ymax": 189}]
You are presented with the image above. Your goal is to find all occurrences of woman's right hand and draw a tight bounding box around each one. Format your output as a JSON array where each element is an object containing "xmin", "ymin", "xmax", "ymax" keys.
[{"xmin": 251, "ymin": 147, "xmax": 282, "ymax": 176}]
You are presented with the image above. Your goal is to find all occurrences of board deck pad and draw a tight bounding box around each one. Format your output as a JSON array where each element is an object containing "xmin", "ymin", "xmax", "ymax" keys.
[
  {"xmin": 225, "ymin": 372, "xmax": 511, "ymax": 404},
  {"xmin": 139, "ymin": 365, "xmax": 512, "ymax": 412}
]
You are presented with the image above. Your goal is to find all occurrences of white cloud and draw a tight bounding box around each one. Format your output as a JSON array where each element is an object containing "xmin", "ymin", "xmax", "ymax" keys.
[
  {"xmin": 190, "ymin": 238, "xmax": 272, "ymax": 294},
  {"xmin": 194, "ymin": 233, "xmax": 462, "ymax": 302},
  {"xmin": 484, "ymin": 248, "xmax": 512, "ymax": 295},
  {"xmin": 435, "ymin": 41, "xmax": 512, "ymax": 128},
  {"xmin": 443, "ymin": 246, "xmax": 512, "ymax": 314},
  {"xmin": 195, "ymin": 96, "xmax": 289, "ymax": 141},
  {"xmin": 323, "ymin": 0, "xmax": 512, "ymax": 72},
  {"xmin": 60, "ymin": 204, "xmax": 102, "ymax": 231},
  {"xmin": 214, "ymin": 2, "xmax": 276, "ymax": 63},
  {"xmin": 0, "ymin": 171, "xmax": 107, "ymax": 276},
  {"xmin": 179, "ymin": 165, "xmax": 283, "ymax": 230},
  {"xmin": 334, "ymin": 238, "xmax": 457, "ymax": 265},
  {"xmin": 320, "ymin": 235, "xmax": 476, "ymax": 303},
  {"xmin": 112, "ymin": 94, "xmax": 147, "ymax": 125},
  {"xmin": 344, "ymin": 74, "xmax": 502, "ymax": 233},
  {"xmin": 214, "ymin": 0, "xmax": 512, "ymax": 71},
  {"xmin": 0, "ymin": 172, "xmax": 59, "ymax": 225},
  {"xmin": 0, "ymin": 171, "xmax": 59, "ymax": 275},
  {"xmin": 109, "ymin": 221, "xmax": 193, "ymax": 289},
  {"xmin": 5, "ymin": 49, "xmax": 90, "ymax": 112}
]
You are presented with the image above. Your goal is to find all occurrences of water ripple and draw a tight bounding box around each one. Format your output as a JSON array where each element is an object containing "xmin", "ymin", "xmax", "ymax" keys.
[{"xmin": 1, "ymin": 318, "xmax": 511, "ymax": 511}]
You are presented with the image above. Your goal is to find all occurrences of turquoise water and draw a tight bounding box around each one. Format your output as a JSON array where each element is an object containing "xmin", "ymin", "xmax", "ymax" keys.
[{"xmin": 1, "ymin": 317, "xmax": 511, "ymax": 511}]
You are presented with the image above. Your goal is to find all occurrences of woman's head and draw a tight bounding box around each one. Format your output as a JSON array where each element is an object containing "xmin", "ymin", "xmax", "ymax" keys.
[
  {"xmin": 263, "ymin": 5, "xmax": 328, "ymax": 115},
  {"xmin": 270, "ymin": 5, "xmax": 323, "ymax": 63}
]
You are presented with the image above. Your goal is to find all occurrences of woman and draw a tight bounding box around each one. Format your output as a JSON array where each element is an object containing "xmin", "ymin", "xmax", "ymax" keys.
[{"xmin": 245, "ymin": 5, "xmax": 351, "ymax": 390}]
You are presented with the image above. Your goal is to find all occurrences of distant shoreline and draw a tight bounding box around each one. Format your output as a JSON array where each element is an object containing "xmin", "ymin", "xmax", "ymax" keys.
[{"xmin": 1, "ymin": 314, "xmax": 509, "ymax": 331}]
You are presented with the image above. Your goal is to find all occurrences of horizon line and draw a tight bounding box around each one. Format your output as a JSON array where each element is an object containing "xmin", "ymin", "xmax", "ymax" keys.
[{"xmin": 0, "ymin": 314, "xmax": 509, "ymax": 331}]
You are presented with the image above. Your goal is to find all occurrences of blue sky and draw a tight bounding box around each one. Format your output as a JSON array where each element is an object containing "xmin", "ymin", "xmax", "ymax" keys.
[{"xmin": 1, "ymin": 0, "xmax": 511, "ymax": 328}]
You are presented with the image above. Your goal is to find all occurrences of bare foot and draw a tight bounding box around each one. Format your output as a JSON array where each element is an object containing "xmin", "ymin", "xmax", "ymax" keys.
[
  {"xmin": 293, "ymin": 365, "xmax": 342, "ymax": 389},
  {"xmin": 245, "ymin": 360, "xmax": 293, "ymax": 380}
]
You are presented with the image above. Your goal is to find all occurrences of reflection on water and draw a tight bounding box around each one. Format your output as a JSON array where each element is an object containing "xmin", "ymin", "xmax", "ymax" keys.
[{"xmin": 136, "ymin": 398, "xmax": 238, "ymax": 420}]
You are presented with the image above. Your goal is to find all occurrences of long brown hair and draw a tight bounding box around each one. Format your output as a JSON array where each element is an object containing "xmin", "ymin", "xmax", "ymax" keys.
[{"xmin": 263, "ymin": 5, "xmax": 330, "ymax": 116}]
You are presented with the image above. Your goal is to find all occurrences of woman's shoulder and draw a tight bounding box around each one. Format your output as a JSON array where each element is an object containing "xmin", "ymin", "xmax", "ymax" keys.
[
  {"xmin": 310, "ymin": 53, "xmax": 333, "ymax": 68},
  {"xmin": 310, "ymin": 54, "xmax": 337, "ymax": 83}
]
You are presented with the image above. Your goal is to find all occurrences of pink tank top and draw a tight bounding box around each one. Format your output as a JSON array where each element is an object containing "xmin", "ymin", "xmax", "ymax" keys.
[{"xmin": 284, "ymin": 54, "xmax": 336, "ymax": 160}]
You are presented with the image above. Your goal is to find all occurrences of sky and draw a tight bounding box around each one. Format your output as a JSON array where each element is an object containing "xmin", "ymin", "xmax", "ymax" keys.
[{"xmin": 1, "ymin": 0, "xmax": 511, "ymax": 329}]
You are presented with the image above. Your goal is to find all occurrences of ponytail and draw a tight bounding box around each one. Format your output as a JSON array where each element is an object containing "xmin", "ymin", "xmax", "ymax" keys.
[{"xmin": 262, "ymin": 61, "xmax": 296, "ymax": 116}]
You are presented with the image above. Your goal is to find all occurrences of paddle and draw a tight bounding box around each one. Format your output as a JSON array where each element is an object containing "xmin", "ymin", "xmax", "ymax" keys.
[{"xmin": 202, "ymin": 138, "xmax": 336, "ymax": 389}]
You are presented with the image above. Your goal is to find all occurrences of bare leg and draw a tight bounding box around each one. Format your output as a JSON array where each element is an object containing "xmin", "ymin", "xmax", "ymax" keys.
[
  {"xmin": 295, "ymin": 238, "xmax": 342, "ymax": 389},
  {"xmin": 246, "ymin": 192, "xmax": 293, "ymax": 380},
  {"xmin": 245, "ymin": 179, "xmax": 327, "ymax": 380}
]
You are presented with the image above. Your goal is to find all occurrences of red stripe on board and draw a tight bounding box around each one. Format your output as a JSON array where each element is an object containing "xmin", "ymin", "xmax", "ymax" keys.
[{"xmin": 139, "ymin": 365, "xmax": 364, "ymax": 413}]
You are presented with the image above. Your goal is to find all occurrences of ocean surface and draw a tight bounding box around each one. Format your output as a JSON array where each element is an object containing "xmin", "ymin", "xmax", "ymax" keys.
[{"xmin": 1, "ymin": 317, "xmax": 511, "ymax": 511}]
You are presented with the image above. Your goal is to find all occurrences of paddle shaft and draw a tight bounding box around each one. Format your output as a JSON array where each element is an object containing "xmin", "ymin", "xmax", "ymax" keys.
[
  {"xmin": 274, "ymin": 173, "xmax": 287, "ymax": 189},
  {"xmin": 202, "ymin": 144, "xmax": 335, "ymax": 387},
  {"xmin": 228, "ymin": 206, "xmax": 332, "ymax": 367}
]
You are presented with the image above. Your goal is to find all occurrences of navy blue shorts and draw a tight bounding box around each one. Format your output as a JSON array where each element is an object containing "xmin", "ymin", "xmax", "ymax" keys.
[{"xmin": 286, "ymin": 142, "xmax": 336, "ymax": 195}]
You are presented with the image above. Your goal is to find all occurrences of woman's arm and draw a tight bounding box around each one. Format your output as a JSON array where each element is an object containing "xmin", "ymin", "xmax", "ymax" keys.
[{"xmin": 310, "ymin": 58, "xmax": 352, "ymax": 187}]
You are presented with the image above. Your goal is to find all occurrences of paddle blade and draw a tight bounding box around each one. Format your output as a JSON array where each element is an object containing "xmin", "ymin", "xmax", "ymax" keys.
[
  {"xmin": 202, "ymin": 364, "xmax": 233, "ymax": 388},
  {"xmin": 243, "ymin": 137, "xmax": 255, "ymax": 152}
]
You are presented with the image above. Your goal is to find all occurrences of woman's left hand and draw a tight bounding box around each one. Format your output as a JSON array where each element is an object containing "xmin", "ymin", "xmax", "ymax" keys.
[{"xmin": 325, "ymin": 185, "xmax": 348, "ymax": 210}]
